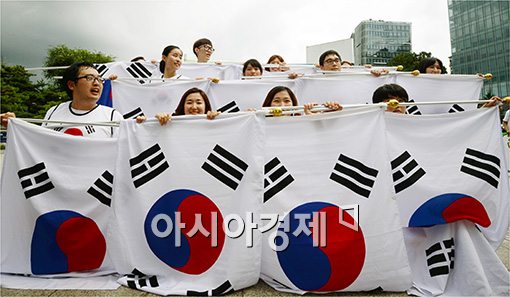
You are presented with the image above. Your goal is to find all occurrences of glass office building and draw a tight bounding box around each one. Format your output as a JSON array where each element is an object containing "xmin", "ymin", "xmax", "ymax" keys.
[
  {"xmin": 448, "ymin": 0, "xmax": 509, "ymax": 96},
  {"xmin": 353, "ymin": 20, "xmax": 412, "ymax": 66}
]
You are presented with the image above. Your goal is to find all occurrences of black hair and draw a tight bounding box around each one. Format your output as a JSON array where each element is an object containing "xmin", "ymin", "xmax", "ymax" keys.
[
  {"xmin": 262, "ymin": 86, "xmax": 298, "ymax": 107},
  {"xmin": 160, "ymin": 45, "xmax": 181, "ymax": 73},
  {"xmin": 130, "ymin": 56, "xmax": 145, "ymax": 62},
  {"xmin": 173, "ymin": 87, "xmax": 212, "ymax": 116},
  {"xmin": 243, "ymin": 59, "xmax": 263, "ymax": 76},
  {"xmin": 418, "ymin": 57, "xmax": 445, "ymax": 74},
  {"xmin": 62, "ymin": 61, "xmax": 96, "ymax": 98},
  {"xmin": 372, "ymin": 84, "xmax": 409, "ymax": 103},
  {"xmin": 319, "ymin": 50, "xmax": 341, "ymax": 66},
  {"xmin": 193, "ymin": 38, "xmax": 213, "ymax": 57}
]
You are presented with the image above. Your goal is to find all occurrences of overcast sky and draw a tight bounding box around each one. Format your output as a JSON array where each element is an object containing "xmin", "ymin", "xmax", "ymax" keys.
[{"xmin": 1, "ymin": 0, "xmax": 452, "ymax": 69}]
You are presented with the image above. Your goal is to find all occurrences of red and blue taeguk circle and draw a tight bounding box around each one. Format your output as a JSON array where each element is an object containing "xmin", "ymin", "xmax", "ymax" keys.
[
  {"xmin": 276, "ymin": 201, "xmax": 366, "ymax": 292},
  {"xmin": 144, "ymin": 189, "xmax": 225, "ymax": 275},
  {"xmin": 31, "ymin": 210, "xmax": 106, "ymax": 275},
  {"xmin": 409, "ymin": 193, "xmax": 491, "ymax": 228}
]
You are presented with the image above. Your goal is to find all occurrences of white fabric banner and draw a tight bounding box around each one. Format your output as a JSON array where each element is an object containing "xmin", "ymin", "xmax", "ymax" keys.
[
  {"xmin": 260, "ymin": 108, "xmax": 412, "ymax": 293},
  {"xmin": 111, "ymin": 80, "xmax": 210, "ymax": 118},
  {"xmin": 108, "ymin": 113, "xmax": 265, "ymax": 295},
  {"xmin": 207, "ymin": 80, "xmax": 296, "ymax": 111},
  {"xmin": 294, "ymin": 75, "xmax": 395, "ymax": 105},
  {"xmin": 178, "ymin": 64, "xmax": 243, "ymax": 80},
  {"xmin": 384, "ymin": 108, "xmax": 509, "ymax": 248},
  {"xmin": 96, "ymin": 61, "xmax": 243, "ymax": 81},
  {"xmin": 404, "ymin": 221, "xmax": 509, "ymax": 296},
  {"xmin": 0, "ymin": 119, "xmax": 117, "ymax": 278},
  {"xmin": 96, "ymin": 61, "xmax": 160, "ymax": 83},
  {"xmin": 395, "ymin": 74, "xmax": 483, "ymax": 114}
]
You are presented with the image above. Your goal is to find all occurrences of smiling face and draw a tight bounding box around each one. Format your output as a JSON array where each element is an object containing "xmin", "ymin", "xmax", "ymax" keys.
[
  {"xmin": 244, "ymin": 64, "xmax": 262, "ymax": 76},
  {"xmin": 162, "ymin": 48, "xmax": 183, "ymax": 77},
  {"xmin": 270, "ymin": 90, "xmax": 294, "ymax": 107},
  {"xmin": 184, "ymin": 92, "xmax": 206, "ymax": 115},
  {"xmin": 268, "ymin": 57, "xmax": 283, "ymax": 72},
  {"xmin": 67, "ymin": 66, "xmax": 103, "ymax": 103},
  {"xmin": 426, "ymin": 61, "xmax": 442, "ymax": 74}
]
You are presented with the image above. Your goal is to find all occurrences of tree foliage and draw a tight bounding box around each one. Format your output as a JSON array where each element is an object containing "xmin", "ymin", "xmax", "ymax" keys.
[
  {"xmin": 1, "ymin": 63, "xmax": 65, "ymax": 118},
  {"xmin": 43, "ymin": 44, "xmax": 115, "ymax": 82},
  {"xmin": 2, "ymin": 45, "xmax": 115, "ymax": 119},
  {"xmin": 387, "ymin": 51, "xmax": 437, "ymax": 72}
]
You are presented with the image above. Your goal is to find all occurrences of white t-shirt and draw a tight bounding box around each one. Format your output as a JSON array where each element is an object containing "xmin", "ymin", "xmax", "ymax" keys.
[
  {"xmin": 43, "ymin": 101, "xmax": 123, "ymax": 138},
  {"xmin": 503, "ymin": 110, "xmax": 510, "ymax": 123}
]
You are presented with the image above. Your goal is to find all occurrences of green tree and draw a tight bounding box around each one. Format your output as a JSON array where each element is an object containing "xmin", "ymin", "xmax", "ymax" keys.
[
  {"xmin": 1, "ymin": 63, "xmax": 66, "ymax": 118},
  {"xmin": 387, "ymin": 51, "xmax": 434, "ymax": 72},
  {"xmin": 43, "ymin": 44, "xmax": 115, "ymax": 83}
]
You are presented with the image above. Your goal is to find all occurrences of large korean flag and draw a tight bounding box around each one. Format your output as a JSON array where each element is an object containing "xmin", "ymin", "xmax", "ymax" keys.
[
  {"xmin": 395, "ymin": 74, "xmax": 483, "ymax": 114},
  {"xmin": 111, "ymin": 80, "xmax": 210, "ymax": 119},
  {"xmin": 1, "ymin": 119, "xmax": 117, "ymax": 276},
  {"xmin": 207, "ymin": 80, "xmax": 296, "ymax": 112},
  {"xmin": 260, "ymin": 108, "xmax": 412, "ymax": 294},
  {"xmin": 385, "ymin": 108, "xmax": 509, "ymax": 248},
  {"xmin": 109, "ymin": 113, "xmax": 265, "ymax": 295},
  {"xmin": 294, "ymin": 75, "xmax": 394, "ymax": 105}
]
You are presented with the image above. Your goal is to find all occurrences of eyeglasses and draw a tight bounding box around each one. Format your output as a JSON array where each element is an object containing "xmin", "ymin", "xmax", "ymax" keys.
[
  {"xmin": 76, "ymin": 74, "xmax": 104, "ymax": 83},
  {"xmin": 200, "ymin": 45, "xmax": 215, "ymax": 52},
  {"xmin": 324, "ymin": 58, "xmax": 341, "ymax": 64}
]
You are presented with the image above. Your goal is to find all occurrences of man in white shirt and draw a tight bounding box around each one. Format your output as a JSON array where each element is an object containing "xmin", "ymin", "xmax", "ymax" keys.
[{"xmin": 2, "ymin": 62, "xmax": 122, "ymax": 138}]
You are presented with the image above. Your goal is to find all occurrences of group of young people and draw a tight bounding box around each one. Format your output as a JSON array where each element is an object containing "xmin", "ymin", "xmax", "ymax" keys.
[{"xmin": 1, "ymin": 44, "xmax": 504, "ymax": 138}]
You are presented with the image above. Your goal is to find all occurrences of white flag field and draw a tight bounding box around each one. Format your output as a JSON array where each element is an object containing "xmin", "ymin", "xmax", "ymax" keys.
[
  {"xmin": 109, "ymin": 113, "xmax": 265, "ymax": 295},
  {"xmin": 98, "ymin": 61, "xmax": 485, "ymax": 118},
  {"xmin": 385, "ymin": 108, "xmax": 509, "ymax": 248},
  {"xmin": 260, "ymin": 108, "xmax": 412, "ymax": 294},
  {"xmin": 1, "ymin": 70, "xmax": 508, "ymax": 295},
  {"xmin": 1, "ymin": 119, "xmax": 118, "ymax": 279}
]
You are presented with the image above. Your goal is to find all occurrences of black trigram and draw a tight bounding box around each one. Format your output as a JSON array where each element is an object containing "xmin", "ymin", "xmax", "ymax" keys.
[
  {"xmin": 84, "ymin": 125, "xmax": 95, "ymax": 134},
  {"xmin": 264, "ymin": 157, "xmax": 294, "ymax": 203},
  {"xmin": 130, "ymin": 144, "xmax": 169, "ymax": 188},
  {"xmin": 126, "ymin": 62, "xmax": 152, "ymax": 84},
  {"xmin": 53, "ymin": 127, "xmax": 63, "ymax": 132},
  {"xmin": 330, "ymin": 154, "xmax": 378, "ymax": 198},
  {"xmin": 123, "ymin": 107, "xmax": 145, "ymax": 119},
  {"xmin": 217, "ymin": 101, "xmax": 240, "ymax": 113},
  {"xmin": 17, "ymin": 162, "xmax": 55, "ymax": 199},
  {"xmin": 406, "ymin": 99, "xmax": 422, "ymax": 115},
  {"xmin": 126, "ymin": 268, "xmax": 159, "ymax": 289},
  {"xmin": 87, "ymin": 170, "xmax": 113, "ymax": 207},
  {"xmin": 426, "ymin": 238, "xmax": 454, "ymax": 277},
  {"xmin": 187, "ymin": 280, "xmax": 234, "ymax": 296},
  {"xmin": 202, "ymin": 144, "xmax": 248, "ymax": 190},
  {"xmin": 460, "ymin": 148, "xmax": 500, "ymax": 188},
  {"xmin": 391, "ymin": 151, "xmax": 426, "ymax": 194},
  {"xmin": 94, "ymin": 64, "xmax": 109, "ymax": 77},
  {"xmin": 448, "ymin": 104, "xmax": 465, "ymax": 113}
]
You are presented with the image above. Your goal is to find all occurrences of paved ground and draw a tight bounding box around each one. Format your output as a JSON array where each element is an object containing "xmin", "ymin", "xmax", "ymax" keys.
[{"xmin": 0, "ymin": 149, "xmax": 509, "ymax": 296}]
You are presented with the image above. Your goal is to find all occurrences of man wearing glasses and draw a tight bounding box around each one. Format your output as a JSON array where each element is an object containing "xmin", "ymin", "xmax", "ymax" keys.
[
  {"xmin": 318, "ymin": 50, "xmax": 342, "ymax": 71},
  {"xmin": 42, "ymin": 62, "xmax": 123, "ymax": 137},
  {"xmin": 317, "ymin": 49, "xmax": 387, "ymax": 76},
  {"xmin": 1, "ymin": 62, "xmax": 122, "ymax": 138},
  {"xmin": 192, "ymin": 38, "xmax": 215, "ymax": 63}
]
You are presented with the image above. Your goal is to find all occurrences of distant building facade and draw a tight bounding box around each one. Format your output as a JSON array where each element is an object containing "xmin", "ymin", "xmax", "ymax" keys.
[
  {"xmin": 306, "ymin": 39, "xmax": 354, "ymax": 64},
  {"xmin": 448, "ymin": 0, "xmax": 509, "ymax": 96},
  {"xmin": 353, "ymin": 20, "xmax": 412, "ymax": 66}
]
